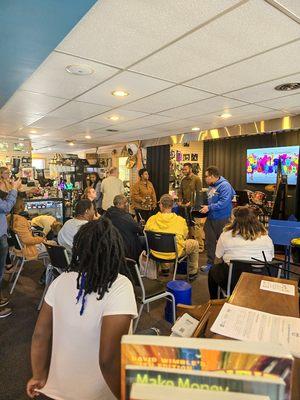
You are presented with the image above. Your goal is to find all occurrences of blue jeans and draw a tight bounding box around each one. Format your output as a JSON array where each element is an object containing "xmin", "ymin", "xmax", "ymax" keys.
[{"xmin": 0, "ymin": 235, "xmax": 8, "ymax": 288}]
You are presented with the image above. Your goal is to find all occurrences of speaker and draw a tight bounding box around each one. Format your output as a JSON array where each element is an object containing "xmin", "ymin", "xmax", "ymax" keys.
[{"xmin": 12, "ymin": 158, "xmax": 21, "ymax": 176}]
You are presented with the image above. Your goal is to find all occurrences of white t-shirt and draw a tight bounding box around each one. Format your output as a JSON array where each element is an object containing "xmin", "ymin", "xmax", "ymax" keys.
[
  {"xmin": 40, "ymin": 272, "xmax": 137, "ymax": 400},
  {"xmin": 215, "ymin": 230, "xmax": 274, "ymax": 265},
  {"xmin": 101, "ymin": 176, "xmax": 124, "ymax": 211},
  {"xmin": 57, "ymin": 218, "xmax": 87, "ymax": 254}
]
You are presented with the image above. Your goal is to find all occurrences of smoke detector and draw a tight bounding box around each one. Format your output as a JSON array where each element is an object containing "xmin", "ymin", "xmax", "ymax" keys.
[{"xmin": 65, "ymin": 64, "xmax": 94, "ymax": 76}]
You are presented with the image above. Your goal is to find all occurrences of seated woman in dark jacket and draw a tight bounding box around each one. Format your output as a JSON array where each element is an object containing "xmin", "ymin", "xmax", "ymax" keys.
[{"xmin": 105, "ymin": 195, "xmax": 144, "ymax": 262}]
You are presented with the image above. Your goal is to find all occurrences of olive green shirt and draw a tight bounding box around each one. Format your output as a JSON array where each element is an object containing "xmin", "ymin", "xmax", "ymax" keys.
[{"xmin": 178, "ymin": 174, "xmax": 202, "ymax": 207}]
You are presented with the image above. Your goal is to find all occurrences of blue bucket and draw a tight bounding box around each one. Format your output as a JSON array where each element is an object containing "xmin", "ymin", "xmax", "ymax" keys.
[{"xmin": 165, "ymin": 280, "xmax": 192, "ymax": 323}]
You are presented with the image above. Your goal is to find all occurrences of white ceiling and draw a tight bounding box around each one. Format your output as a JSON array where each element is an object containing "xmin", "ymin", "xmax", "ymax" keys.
[{"xmin": 0, "ymin": 0, "xmax": 300, "ymax": 153}]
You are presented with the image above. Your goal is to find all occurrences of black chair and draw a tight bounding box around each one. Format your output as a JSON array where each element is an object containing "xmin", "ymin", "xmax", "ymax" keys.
[
  {"xmin": 126, "ymin": 258, "xmax": 176, "ymax": 332},
  {"xmin": 8, "ymin": 230, "xmax": 48, "ymax": 294},
  {"xmin": 144, "ymin": 231, "xmax": 187, "ymax": 280},
  {"xmin": 37, "ymin": 243, "xmax": 70, "ymax": 310},
  {"xmin": 218, "ymin": 259, "xmax": 283, "ymax": 298}
]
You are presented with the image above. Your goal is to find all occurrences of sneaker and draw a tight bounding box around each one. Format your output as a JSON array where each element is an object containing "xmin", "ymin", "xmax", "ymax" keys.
[
  {"xmin": 0, "ymin": 297, "xmax": 9, "ymax": 307},
  {"xmin": 200, "ymin": 264, "xmax": 212, "ymax": 273},
  {"xmin": 0, "ymin": 307, "xmax": 12, "ymax": 318}
]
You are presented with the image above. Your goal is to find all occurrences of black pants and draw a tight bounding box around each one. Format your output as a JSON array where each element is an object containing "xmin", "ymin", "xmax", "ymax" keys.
[
  {"xmin": 135, "ymin": 209, "xmax": 154, "ymax": 223},
  {"xmin": 208, "ymin": 262, "xmax": 229, "ymax": 299},
  {"xmin": 204, "ymin": 218, "xmax": 229, "ymax": 265}
]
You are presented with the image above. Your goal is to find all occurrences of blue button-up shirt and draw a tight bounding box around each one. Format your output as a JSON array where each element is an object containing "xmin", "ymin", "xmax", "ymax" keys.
[{"xmin": 0, "ymin": 189, "xmax": 17, "ymax": 237}]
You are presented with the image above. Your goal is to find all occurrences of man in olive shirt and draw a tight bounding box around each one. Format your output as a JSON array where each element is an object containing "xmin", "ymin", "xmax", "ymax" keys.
[{"xmin": 178, "ymin": 163, "xmax": 204, "ymax": 252}]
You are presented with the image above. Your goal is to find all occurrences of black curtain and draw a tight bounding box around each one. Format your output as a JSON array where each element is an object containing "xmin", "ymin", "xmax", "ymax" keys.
[
  {"xmin": 203, "ymin": 130, "xmax": 300, "ymax": 216},
  {"xmin": 147, "ymin": 144, "xmax": 170, "ymax": 201}
]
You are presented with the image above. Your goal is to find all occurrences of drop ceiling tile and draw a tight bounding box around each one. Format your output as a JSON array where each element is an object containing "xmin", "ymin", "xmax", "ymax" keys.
[
  {"xmin": 131, "ymin": 0, "xmax": 300, "ymax": 82},
  {"xmin": 122, "ymin": 85, "xmax": 214, "ymax": 113},
  {"xmin": 30, "ymin": 116, "xmax": 75, "ymax": 130},
  {"xmin": 77, "ymin": 71, "xmax": 172, "ymax": 106},
  {"xmin": 160, "ymin": 96, "xmax": 246, "ymax": 119},
  {"xmin": 60, "ymin": 121, "xmax": 110, "ymax": 134},
  {"xmin": 49, "ymin": 101, "xmax": 110, "ymax": 121},
  {"xmin": 185, "ymin": 40, "xmax": 300, "ymax": 94},
  {"xmin": 21, "ymin": 52, "xmax": 119, "ymax": 100},
  {"xmin": 57, "ymin": 0, "xmax": 241, "ymax": 68},
  {"xmin": 273, "ymin": 0, "xmax": 300, "ymax": 18},
  {"xmin": 226, "ymin": 73, "xmax": 300, "ymax": 102},
  {"xmin": 257, "ymin": 93, "xmax": 300, "ymax": 111},
  {"xmin": 1, "ymin": 90, "xmax": 67, "ymax": 116},
  {"xmin": 147, "ymin": 119, "xmax": 201, "ymax": 132},
  {"xmin": 110, "ymin": 114, "xmax": 174, "ymax": 131}
]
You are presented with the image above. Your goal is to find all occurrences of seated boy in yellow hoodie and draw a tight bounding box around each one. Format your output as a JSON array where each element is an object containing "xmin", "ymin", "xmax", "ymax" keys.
[{"xmin": 145, "ymin": 194, "xmax": 199, "ymax": 280}]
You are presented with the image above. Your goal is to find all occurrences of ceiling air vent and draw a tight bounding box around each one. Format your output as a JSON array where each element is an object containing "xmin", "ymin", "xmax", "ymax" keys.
[
  {"xmin": 274, "ymin": 82, "xmax": 300, "ymax": 91},
  {"xmin": 106, "ymin": 129, "xmax": 119, "ymax": 132}
]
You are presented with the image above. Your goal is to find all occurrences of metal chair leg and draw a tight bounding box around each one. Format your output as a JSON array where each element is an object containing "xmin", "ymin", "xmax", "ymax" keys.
[
  {"xmin": 9, "ymin": 258, "xmax": 20, "ymax": 282},
  {"xmin": 133, "ymin": 303, "xmax": 144, "ymax": 333},
  {"xmin": 167, "ymin": 293, "xmax": 176, "ymax": 323},
  {"xmin": 146, "ymin": 303, "xmax": 150, "ymax": 312},
  {"xmin": 10, "ymin": 259, "xmax": 25, "ymax": 294}
]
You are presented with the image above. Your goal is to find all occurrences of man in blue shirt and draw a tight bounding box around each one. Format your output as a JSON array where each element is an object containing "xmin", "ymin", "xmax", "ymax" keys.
[
  {"xmin": 0, "ymin": 178, "xmax": 21, "ymax": 318},
  {"xmin": 200, "ymin": 166, "xmax": 235, "ymax": 273}
]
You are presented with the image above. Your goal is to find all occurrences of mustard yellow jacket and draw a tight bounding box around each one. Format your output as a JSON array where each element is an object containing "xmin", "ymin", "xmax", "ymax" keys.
[{"xmin": 145, "ymin": 212, "xmax": 188, "ymax": 259}]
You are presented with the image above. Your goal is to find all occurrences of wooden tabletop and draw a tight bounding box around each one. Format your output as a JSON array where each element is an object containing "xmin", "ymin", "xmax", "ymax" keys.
[
  {"xmin": 229, "ymin": 272, "xmax": 299, "ymax": 317},
  {"xmin": 207, "ymin": 272, "xmax": 300, "ymax": 400}
]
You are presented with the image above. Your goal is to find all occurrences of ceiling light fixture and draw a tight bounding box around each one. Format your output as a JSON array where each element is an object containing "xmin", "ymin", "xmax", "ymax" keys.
[
  {"xmin": 66, "ymin": 140, "xmax": 75, "ymax": 146},
  {"xmin": 274, "ymin": 82, "xmax": 300, "ymax": 91},
  {"xmin": 65, "ymin": 64, "xmax": 94, "ymax": 76},
  {"xmin": 220, "ymin": 112, "xmax": 232, "ymax": 119},
  {"xmin": 111, "ymin": 90, "xmax": 129, "ymax": 97},
  {"xmin": 191, "ymin": 127, "xmax": 200, "ymax": 131},
  {"xmin": 85, "ymin": 135, "xmax": 91, "ymax": 139},
  {"xmin": 29, "ymin": 129, "xmax": 37, "ymax": 134},
  {"xmin": 107, "ymin": 115, "xmax": 120, "ymax": 121},
  {"xmin": 48, "ymin": 147, "xmax": 52, "ymax": 151}
]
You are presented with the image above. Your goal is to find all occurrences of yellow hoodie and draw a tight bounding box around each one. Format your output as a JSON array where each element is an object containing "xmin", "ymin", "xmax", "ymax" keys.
[{"xmin": 145, "ymin": 212, "xmax": 188, "ymax": 259}]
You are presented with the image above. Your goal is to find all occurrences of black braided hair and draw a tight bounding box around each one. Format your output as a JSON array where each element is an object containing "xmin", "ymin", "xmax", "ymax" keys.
[{"xmin": 68, "ymin": 217, "xmax": 132, "ymax": 302}]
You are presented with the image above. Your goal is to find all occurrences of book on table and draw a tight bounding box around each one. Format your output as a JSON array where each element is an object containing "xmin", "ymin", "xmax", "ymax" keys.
[{"xmin": 121, "ymin": 335, "xmax": 294, "ymax": 400}]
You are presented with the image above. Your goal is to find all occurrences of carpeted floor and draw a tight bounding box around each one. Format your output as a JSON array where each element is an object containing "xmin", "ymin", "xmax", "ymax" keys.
[{"xmin": 0, "ymin": 254, "xmax": 209, "ymax": 400}]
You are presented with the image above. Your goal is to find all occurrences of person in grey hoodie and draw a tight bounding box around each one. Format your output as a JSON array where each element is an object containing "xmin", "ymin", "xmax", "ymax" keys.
[{"xmin": 200, "ymin": 166, "xmax": 235, "ymax": 273}]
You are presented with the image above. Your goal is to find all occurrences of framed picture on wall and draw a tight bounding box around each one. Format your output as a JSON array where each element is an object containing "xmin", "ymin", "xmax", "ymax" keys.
[
  {"xmin": 183, "ymin": 154, "xmax": 190, "ymax": 161},
  {"xmin": 191, "ymin": 153, "xmax": 198, "ymax": 161}
]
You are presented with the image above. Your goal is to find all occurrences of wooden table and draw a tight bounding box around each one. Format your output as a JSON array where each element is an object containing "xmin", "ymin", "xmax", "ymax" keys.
[{"xmin": 208, "ymin": 272, "xmax": 299, "ymax": 400}]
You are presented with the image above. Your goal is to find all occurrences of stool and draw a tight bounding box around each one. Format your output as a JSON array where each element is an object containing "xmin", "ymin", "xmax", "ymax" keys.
[{"xmin": 165, "ymin": 280, "xmax": 192, "ymax": 323}]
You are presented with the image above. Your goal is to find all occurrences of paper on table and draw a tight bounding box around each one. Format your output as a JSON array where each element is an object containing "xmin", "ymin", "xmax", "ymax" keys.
[
  {"xmin": 211, "ymin": 303, "xmax": 300, "ymax": 357},
  {"xmin": 260, "ymin": 280, "xmax": 295, "ymax": 296}
]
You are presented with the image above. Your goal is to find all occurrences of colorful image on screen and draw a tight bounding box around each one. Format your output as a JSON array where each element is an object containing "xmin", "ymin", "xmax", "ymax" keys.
[{"xmin": 247, "ymin": 146, "xmax": 299, "ymax": 185}]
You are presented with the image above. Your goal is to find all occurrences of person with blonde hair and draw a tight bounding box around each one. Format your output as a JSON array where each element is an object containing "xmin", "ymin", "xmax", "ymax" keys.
[
  {"xmin": 208, "ymin": 206, "xmax": 274, "ymax": 299},
  {"xmin": 100, "ymin": 167, "xmax": 124, "ymax": 211}
]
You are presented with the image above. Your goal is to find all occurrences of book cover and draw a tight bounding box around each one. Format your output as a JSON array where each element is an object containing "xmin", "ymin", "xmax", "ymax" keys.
[{"xmin": 121, "ymin": 336, "xmax": 293, "ymax": 400}]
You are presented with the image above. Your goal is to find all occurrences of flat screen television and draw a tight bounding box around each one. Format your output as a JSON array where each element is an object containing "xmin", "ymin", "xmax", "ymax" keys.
[{"xmin": 246, "ymin": 145, "xmax": 299, "ymax": 185}]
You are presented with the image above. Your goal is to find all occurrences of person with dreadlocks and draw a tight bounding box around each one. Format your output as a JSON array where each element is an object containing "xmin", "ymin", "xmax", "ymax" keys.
[{"xmin": 27, "ymin": 218, "xmax": 137, "ymax": 400}]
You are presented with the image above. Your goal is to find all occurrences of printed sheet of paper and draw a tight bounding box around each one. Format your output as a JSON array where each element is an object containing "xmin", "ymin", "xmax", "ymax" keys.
[
  {"xmin": 260, "ymin": 280, "xmax": 295, "ymax": 296},
  {"xmin": 211, "ymin": 303, "xmax": 300, "ymax": 357}
]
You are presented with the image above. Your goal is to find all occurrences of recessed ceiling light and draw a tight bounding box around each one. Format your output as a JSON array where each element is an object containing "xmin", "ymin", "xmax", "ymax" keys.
[
  {"xmin": 191, "ymin": 127, "xmax": 200, "ymax": 131},
  {"xmin": 66, "ymin": 140, "xmax": 75, "ymax": 146},
  {"xmin": 18, "ymin": 138, "xmax": 25, "ymax": 141},
  {"xmin": 274, "ymin": 82, "xmax": 300, "ymax": 91},
  {"xmin": 220, "ymin": 112, "xmax": 232, "ymax": 119},
  {"xmin": 65, "ymin": 64, "xmax": 94, "ymax": 76},
  {"xmin": 29, "ymin": 129, "xmax": 37, "ymax": 134},
  {"xmin": 107, "ymin": 115, "xmax": 120, "ymax": 121},
  {"xmin": 111, "ymin": 90, "xmax": 129, "ymax": 97},
  {"xmin": 48, "ymin": 147, "xmax": 52, "ymax": 151},
  {"xmin": 85, "ymin": 135, "xmax": 91, "ymax": 139}
]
